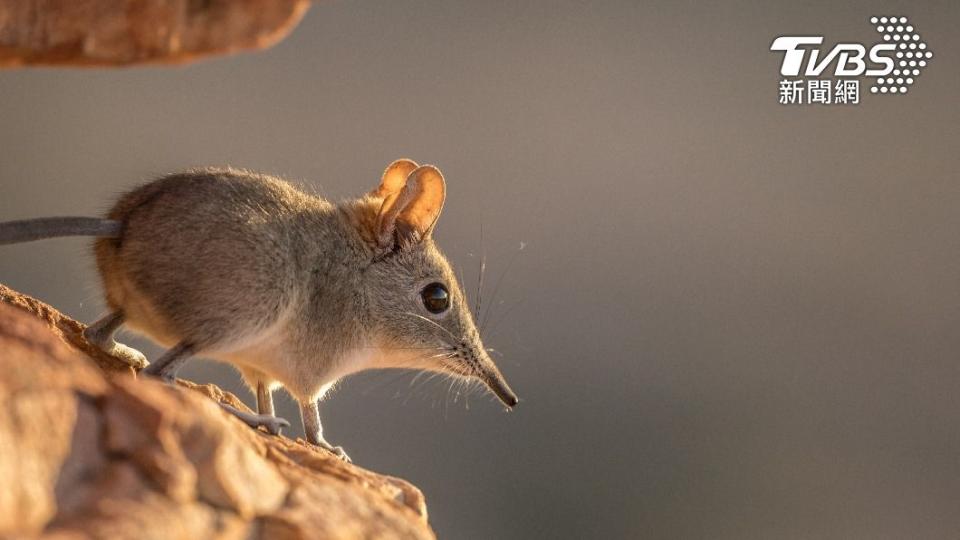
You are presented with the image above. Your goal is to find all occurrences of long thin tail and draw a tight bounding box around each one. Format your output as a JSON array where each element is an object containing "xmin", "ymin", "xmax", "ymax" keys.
[{"xmin": 0, "ymin": 217, "xmax": 122, "ymax": 245}]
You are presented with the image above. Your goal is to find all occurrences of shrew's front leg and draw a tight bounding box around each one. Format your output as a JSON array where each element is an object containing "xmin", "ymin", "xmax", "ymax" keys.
[
  {"xmin": 300, "ymin": 399, "xmax": 351, "ymax": 462},
  {"xmin": 257, "ymin": 381, "xmax": 275, "ymax": 416}
]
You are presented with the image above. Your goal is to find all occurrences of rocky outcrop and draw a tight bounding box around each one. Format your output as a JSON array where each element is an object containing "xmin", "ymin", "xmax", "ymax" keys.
[
  {"xmin": 0, "ymin": 284, "xmax": 434, "ymax": 539},
  {"xmin": 0, "ymin": 0, "xmax": 310, "ymax": 67}
]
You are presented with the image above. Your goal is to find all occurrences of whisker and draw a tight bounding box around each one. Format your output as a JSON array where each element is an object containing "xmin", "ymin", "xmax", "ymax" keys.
[
  {"xmin": 400, "ymin": 363, "xmax": 451, "ymax": 405},
  {"xmin": 409, "ymin": 369, "xmax": 430, "ymax": 388},
  {"xmin": 350, "ymin": 344, "xmax": 486, "ymax": 411},
  {"xmin": 358, "ymin": 349, "xmax": 456, "ymax": 396},
  {"xmin": 484, "ymin": 297, "xmax": 527, "ymax": 338},
  {"xmin": 475, "ymin": 221, "xmax": 486, "ymax": 320},
  {"xmin": 407, "ymin": 356, "xmax": 458, "ymax": 389},
  {"xmin": 407, "ymin": 352, "xmax": 459, "ymax": 369},
  {"xmin": 360, "ymin": 369, "xmax": 416, "ymax": 396},
  {"xmin": 480, "ymin": 242, "xmax": 525, "ymax": 332},
  {"xmin": 448, "ymin": 376, "xmax": 459, "ymax": 405},
  {"xmin": 356, "ymin": 346, "xmax": 445, "ymax": 351},
  {"xmin": 402, "ymin": 376, "xmax": 425, "ymax": 406},
  {"xmin": 402, "ymin": 311, "xmax": 459, "ymax": 342}
]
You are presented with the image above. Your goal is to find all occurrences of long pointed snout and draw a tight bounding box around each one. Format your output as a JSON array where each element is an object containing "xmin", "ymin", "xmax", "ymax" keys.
[{"xmin": 478, "ymin": 359, "xmax": 519, "ymax": 408}]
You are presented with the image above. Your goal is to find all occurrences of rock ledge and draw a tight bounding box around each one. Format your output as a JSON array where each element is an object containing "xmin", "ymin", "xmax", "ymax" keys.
[
  {"xmin": 0, "ymin": 283, "xmax": 434, "ymax": 539},
  {"xmin": 0, "ymin": 0, "xmax": 310, "ymax": 67}
]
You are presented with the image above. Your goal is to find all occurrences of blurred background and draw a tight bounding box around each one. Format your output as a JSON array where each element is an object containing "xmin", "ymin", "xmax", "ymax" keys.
[{"xmin": 2, "ymin": 1, "xmax": 960, "ymax": 538}]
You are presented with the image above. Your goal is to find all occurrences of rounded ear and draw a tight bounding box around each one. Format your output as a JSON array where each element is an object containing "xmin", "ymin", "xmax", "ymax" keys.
[
  {"xmin": 397, "ymin": 165, "xmax": 446, "ymax": 242},
  {"xmin": 373, "ymin": 158, "xmax": 419, "ymax": 198},
  {"xmin": 376, "ymin": 165, "xmax": 446, "ymax": 249}
]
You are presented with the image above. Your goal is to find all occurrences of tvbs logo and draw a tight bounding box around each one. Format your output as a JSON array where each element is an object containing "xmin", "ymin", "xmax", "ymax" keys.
[
  {"xmin": 770, "ymin": 16, "xmax": 933, "ymax": 104},
  {"xmin": 772, "ymin": 37, "xmax": 895, "ymax": 77}
]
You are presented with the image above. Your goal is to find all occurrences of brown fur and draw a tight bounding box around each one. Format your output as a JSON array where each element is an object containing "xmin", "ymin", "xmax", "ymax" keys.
[{"xmin": 92, "ymin": 163, "xmax": 517, "ymax": 409}]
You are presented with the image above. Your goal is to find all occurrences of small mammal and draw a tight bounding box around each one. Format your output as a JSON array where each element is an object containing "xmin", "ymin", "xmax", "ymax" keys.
[{"xmin": 0, "ymin": 159, "xmax": 518, "ymax": 460}]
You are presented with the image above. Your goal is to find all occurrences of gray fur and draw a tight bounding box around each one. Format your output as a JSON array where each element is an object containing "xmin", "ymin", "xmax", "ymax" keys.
[{"xmin": 2, "ymin": 162, "xmax": 518, "ymax": 457}]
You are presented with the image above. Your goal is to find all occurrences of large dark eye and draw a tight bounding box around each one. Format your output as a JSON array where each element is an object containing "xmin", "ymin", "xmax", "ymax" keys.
[{"xmin": 421, "ymin": 282, "xmax": 450, "ymax": 314}]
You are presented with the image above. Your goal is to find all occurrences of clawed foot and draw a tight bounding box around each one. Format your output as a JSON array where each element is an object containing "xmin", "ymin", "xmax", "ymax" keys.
[
  {"xmin": 106, "ymin": 342, "xmax": 149, "ymax": 369},
  {"xmin": 220, "ymin": 403, "xmax": 291, "ymax": 436},
  {"xmin": 312, "ymin": 439, "xmax": 351, "ymax": 462},
  {"xmin": 254, "ymin": 414, "xmax": 291, "ymax": 436}
]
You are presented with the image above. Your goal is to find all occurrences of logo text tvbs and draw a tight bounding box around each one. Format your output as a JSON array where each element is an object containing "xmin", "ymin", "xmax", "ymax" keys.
[{"xmin": 771, "ymin": 37, "xmax": 895, "ymax": 77}]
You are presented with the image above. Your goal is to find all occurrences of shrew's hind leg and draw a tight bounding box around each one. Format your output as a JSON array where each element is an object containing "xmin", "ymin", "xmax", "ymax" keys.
[
  {"xmin": 83, "ymin": 311, "xmax": 148, "ymax": 369},
  {"xmin": 228, "ymin": 377, "xmax": 290, "ymax": 436},
  {"xmin": 144, "ymin": 344, "xmax": 290, "ymax": 435},
  {"xmin": 300, "ymin": 400, "xmax": 350, "ymax": 462},
  {"xmin": 142, "ymin": 342, "xmax": 195, "ymax": 383},
  {"xmin": 221, "ymin": 402, "xmax": 290, "ymax": 436}
]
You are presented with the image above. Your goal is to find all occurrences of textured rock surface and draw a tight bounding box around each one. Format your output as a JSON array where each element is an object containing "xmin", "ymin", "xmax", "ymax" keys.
[
  {"xmin": 0, "ymin": 285, "xmax": 434, "ymax": 539},
  {"xmin": 0, "ymin": 0, "xmax": 310, "ymax": 67}
]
